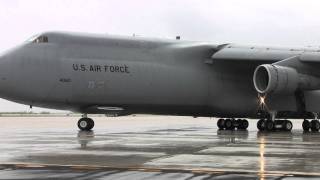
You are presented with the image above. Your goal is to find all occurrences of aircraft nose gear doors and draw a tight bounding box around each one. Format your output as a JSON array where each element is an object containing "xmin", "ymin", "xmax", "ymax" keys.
[
  {"xmin": 78, "ymin": 117, "xmax": 95, "ymax": 131},
  {"xmin": 217, "ymin": 118, "xmax": 249, "ymax": 130}
]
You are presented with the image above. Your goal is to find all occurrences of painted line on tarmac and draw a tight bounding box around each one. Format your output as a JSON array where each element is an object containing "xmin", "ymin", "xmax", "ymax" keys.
[{"xmin": 0, "ymin": 163, "xmax": 319, "ymax": 178}]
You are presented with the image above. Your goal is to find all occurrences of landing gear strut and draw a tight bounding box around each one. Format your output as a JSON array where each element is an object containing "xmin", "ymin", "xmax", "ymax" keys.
[
  {"xmin": 78, "ymin": 115, "xmax": 94, "ymax": 131},
  {"xmin": 217, "ymin": 118, "xmax": 249, "ymax": 130}
]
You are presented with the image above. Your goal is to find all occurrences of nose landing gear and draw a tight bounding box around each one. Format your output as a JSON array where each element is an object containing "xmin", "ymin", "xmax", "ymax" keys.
[{"xmin": 78, "ymin": 114, "xmax": 95, "ymax": 131}]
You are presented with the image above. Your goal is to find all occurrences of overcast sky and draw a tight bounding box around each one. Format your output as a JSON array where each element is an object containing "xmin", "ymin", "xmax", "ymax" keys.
[{"xmin": 0, "ymin": 0, "xmax": 320, "ymax": 112}]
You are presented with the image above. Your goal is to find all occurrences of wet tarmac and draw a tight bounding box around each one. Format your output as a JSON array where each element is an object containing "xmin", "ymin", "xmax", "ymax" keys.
[{"xmin": 1, "ymin": 116, "xmax": 320, "ymax": 179}]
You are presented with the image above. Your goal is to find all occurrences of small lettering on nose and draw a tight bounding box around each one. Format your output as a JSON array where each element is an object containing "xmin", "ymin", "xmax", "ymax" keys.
[{"xmin": 59, "ymin": 78, "xmax": 71, "ymax": 83}]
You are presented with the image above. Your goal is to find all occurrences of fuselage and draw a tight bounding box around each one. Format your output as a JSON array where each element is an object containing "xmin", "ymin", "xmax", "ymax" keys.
[{"xmin": 0, "ymin": 32, "xmax": 320, "ymax": 118}]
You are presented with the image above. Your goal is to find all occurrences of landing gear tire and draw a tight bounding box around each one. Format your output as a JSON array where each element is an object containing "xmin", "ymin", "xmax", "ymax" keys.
[
  {"xmin": 257, "ymin": 119, "xmax": 265, "ymax": 131},
  {"xmin": 217, "ymin": 119, "xmax": 225, "ymax": 130},
  {"xmin": 283, "ymin": 120, "xmax": 293, "ymax": 131},
  {"xmin": 238, "ymin": 119, "xmax": 249, "ymax": 130},
  {"xmin": 265, "ymin": 120, "xmax": 274, "ymax": 131},
  {"xmin": 78, "ymin": 118, "xmax": 94, "ymax": 131},
  {"xmin": 302, "ymin": 120, "xmax": 310, "ymax": 131},
  {"xmin": 311, "ymin": 120, "xmax": 320, "ymax": 132},
  {"xmin": 224, "ymin": 119, "xmax": 235, "ymax": 130}
]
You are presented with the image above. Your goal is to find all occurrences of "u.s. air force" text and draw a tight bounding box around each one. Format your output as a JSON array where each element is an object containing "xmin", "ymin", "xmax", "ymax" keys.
[{"xmin": 72, "ymin": 64, "xmax": 130, "ymax": 73}]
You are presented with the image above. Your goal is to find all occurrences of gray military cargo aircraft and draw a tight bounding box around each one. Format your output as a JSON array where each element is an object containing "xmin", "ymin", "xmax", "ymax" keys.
[{"xmin": 0, "ymin": 32, "xmax": 319, "ymax": 132}]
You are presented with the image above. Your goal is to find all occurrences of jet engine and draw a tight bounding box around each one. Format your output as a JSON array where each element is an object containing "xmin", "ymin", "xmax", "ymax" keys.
[{"xmin": 253, "ymin": 64, "xmax": 320, "ymax": 94}]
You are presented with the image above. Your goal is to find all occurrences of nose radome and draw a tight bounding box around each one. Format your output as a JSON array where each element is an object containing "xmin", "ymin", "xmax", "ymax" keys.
[
  {"xmin": 0, "ymin": 53, "xmax": 4, "ymax": 61},
  {"xmin": 0, "ymin": 54, "xmax": 7, "ymax": 62}
]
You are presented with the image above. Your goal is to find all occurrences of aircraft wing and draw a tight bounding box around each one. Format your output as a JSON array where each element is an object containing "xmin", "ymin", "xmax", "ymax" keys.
[
  {"xmin": 210, "ymin": 44, "xmax": 317, "ymax": 63},
  {"xmin": 299, "ymin": 52, "xmax": 320, "ymax": 63}
]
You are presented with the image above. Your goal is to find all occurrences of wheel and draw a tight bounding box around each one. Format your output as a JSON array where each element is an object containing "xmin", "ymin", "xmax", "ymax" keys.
[
  {"xmin": 217, "ymin": 119, "xmax": 225, "ymax": 130},
  {"xmin": 311, "ymin": 120, "xmax": 320, "ymax": 132},
  {"xmin": 283, "ymin": 120, "xmax": 293, "ymax": 131},
  {"xmin": 265, "ymin": 120, "xmax": 274, "ymax": 131},
  {"xmin": 224, "ymin": 119, "xmax": 234, "ymax": 130},
  {"xmin": 302, "ymin": 120, "xmax": 310, "ymax": 131},
  {"xmin": 78, "ymin": 118, "xmax": 94, "ymax": 131},
  {"xmin": 234, "ymin": 119, "xmax": 241, "ymax": 129},
  {"xmin": 257, "ymin": 119, "xmax": 265, "ymax": 131},
  {"xmin": 241, "ymin": 119, "xmax": 249, "ymax": 130},
  {"xmin": 87, "ymin": 118, "xmax": 95, "ymax": 129},
  {"xmin": 237, "ymin": 119, "xmax": 243, "ymax": 129},
  {"xmin": 238, "ymin": 119, "xmax": 249, "ymax": 130}
]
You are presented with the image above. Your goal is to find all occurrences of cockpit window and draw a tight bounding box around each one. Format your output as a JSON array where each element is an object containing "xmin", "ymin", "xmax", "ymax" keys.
[
  {"xmin": 26, "ymin": 34, "xmax": 39, "ymax": 42},
  {"xmin": 27, "ymin": 35, "xmax": 49, "ymax": 43},
  {"xmin": 33, "ymin": 36, "xmax": 48, "ymax": 43}
]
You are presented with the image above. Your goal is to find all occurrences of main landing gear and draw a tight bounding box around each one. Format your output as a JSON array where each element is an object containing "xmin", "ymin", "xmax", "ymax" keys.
[
  {"xmin": 256, "ymin": 111, "xmax": 293, "ymax": 132},
  {"xmin": 302, "ymin": 119, "xmax": 320, "ymax": 132},
  {"xmin": 78, "ymin": 114, "xmax": 94, "ymax": 131},
  {"xmin": 302, "ymin": 113, "xmax": 320, "ymax": 132},
  {"xmin": 217, "ymin": 118, "xmax": 249, "ymax": 130},
  {"xmin": 257, "ymin": 119, "xmax": 293, "ymax": 132}
]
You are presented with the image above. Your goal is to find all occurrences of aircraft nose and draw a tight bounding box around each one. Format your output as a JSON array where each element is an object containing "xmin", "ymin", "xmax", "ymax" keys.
[
  {"xmin": 0, "ymin": 54, "xmax": 7, "ymax": 62},
  {"xmin": 0, "ymin": 53, "xmax": 4, "ymax": 61}
]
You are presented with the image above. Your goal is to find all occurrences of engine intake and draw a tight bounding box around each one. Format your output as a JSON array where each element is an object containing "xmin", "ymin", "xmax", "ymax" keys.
[{"xmin": 253, "ymin": 64, "xmax": 299, "ymax": 94}]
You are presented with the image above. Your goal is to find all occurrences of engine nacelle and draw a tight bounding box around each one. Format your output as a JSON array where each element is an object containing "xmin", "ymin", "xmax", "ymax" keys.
[{"xmin": 253, "ymin": 64, "xmax": 300, "ymax": 94}]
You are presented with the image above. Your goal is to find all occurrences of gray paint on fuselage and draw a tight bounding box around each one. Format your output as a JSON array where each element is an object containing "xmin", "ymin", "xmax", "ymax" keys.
[{"xmin": 1, "ymin": 32, "xmax": 320, "ymax": 118}]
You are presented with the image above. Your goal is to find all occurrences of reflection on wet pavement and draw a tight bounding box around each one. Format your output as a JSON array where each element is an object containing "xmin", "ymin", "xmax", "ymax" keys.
[{"xmin": 0, "ymin": 116, "xmax": 320, "ymax": 179}]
